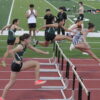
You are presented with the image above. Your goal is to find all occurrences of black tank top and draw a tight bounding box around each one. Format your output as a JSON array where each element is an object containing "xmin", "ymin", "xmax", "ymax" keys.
[{"xmin": 15, "ymin": 44, "xmax": 27, "ymax": 61}]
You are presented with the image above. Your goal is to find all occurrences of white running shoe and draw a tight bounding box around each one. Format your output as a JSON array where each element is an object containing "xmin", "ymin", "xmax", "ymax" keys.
[
  {"xmin": 70, "ymin": 43, "xmax": 75, "ymax": 51},
  {"xmin": 82, "ymin": 52, "xmax": 89, "ymax": 55},
  {"xmin": 33, "ymin": 40, "xmax": 38, "ymax": 47}
]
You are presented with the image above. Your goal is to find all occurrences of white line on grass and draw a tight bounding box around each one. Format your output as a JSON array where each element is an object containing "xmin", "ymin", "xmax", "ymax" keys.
[
  {"xmin": 43, "ymin": 0, "xmax": 74, "ymax": 24},
  {"xmin": 7, "ymin": 0, "xmax": 15, "ymax": 25}
]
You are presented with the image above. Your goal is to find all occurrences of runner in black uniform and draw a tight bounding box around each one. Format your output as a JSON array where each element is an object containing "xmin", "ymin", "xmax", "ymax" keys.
[
  {"xmin": 34, "ymin": 19, "xmax": 72, "ymax": 47},
  {"xmin": 1, "ymin": 19, "xmax": 23, "ymax": 67},
  {"xmin": 57, "ymin": 7, "xmax": 67, "ymax": 35},
  {"xmin": 0, "ymin": 34, "xmax": 48, "ymax": 100},
  {"xmin": 7, "ymin": 29, "xmax": 16, "ymax": 45}
]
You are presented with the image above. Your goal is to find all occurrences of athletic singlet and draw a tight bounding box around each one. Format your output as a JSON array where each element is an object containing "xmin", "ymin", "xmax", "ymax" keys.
[
  {"xmin": 8, "ymin": 29, "xmax": 16, "ymax": 40},
  {"xmin": 72, "ymin": 31, "xmax": 83, "ymax": 46},
  {"xmin": 45, "ymin": 27, "xmax": 56, "ymax": 34},
  {"xmin": 74, "ymin": 32, "xmax": 83, "ymax": 38},
  {"xmin": 15, "ymin": 44, "xmax": 27, "ymax": 61}
]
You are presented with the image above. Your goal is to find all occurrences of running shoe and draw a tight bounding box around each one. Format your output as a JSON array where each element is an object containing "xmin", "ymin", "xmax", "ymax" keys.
[
  {"xmin": 82, "ymin": 52, "xmax": 89, "ymax": 55},
  {"xmin": 70, "ymin": 43, "xmax": 75, "ymax": 51},
  {"xmin": 0, "ymin": 97, "xmax": 4, "ymax": 100},
  {"xmin": 35, "ymin": 80, "xmax": 46, "ymax": 85},
  {"xmin": 33, "ymin": 40, "xmax": 38, "ymax": 47}
]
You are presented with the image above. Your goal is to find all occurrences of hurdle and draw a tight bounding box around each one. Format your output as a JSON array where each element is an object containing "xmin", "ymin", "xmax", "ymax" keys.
[{"xmin": 52, "ymin": 41, "xmax": 91, "ymax": 100}]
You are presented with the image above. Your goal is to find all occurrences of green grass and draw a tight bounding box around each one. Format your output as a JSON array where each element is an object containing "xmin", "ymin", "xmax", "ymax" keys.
[
  {"xmin": 47, "ymin": 0, "xmax": 100, "ymax": 31},
  {"xmin": 10, "ymin": 0, "xmax": 57, "ymax": 29},
  {"xmin": 59, "ymin": 39, "xmax": 100, "ymax": 58},
  {"xmin": 0, "ymin": 36, "xmax": 53, "ymax": 58},
  {"xmin": 0, "ymin": 0, "xmax": 13, "ymax": 29},
  {"xmin": 76, "ymin": 0, "xmax": 100, "ymax": 8},
  {"xmin": 0, "ymin": 0, "xmax": 100, "ymax": 59},
  {"xmin": 0, "ymin": 36, "xmax": 100, "ymax": 58},
  {"xmin": 0, "ymin": 0, "xmax": 100, "ymax": 30}
]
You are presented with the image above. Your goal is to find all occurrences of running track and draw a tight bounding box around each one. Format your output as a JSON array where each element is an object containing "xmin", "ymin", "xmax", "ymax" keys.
[{"xmin": 0, "ymin": 58, "xmax": 100, "ymax": 100}]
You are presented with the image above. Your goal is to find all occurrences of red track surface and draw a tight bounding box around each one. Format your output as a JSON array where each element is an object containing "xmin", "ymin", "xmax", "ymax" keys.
[
  {"xmin": 0, "ymin": 58, "xmax": 100, "ymax": 100},
  {"xmin": 70, "ymin": 59, "xmax": 100, "ymax": 100}
]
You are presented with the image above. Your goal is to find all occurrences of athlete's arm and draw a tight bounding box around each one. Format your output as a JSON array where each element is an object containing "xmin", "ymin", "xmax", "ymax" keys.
[
  {"xmin": 32, "ymin": 10, "xmax": 38, "ymax": 17},
  {"xmin": 1, "ymin": 25, "xmax": 11, "ymax": 34},
  {"xmin": 38, "ymin": 24, "xmax": 58, "ymax": 31},
  {"xmin": 15, "ymin": 25, "xmax": 23, "ymax": 30},
  {"xmin": 28, "ymin": 44, "xmax": 49, "ymax": 55},
  {"xmin": 82, "ymin": 30, "xmax": 88, "ymax": 39},
  {"xmin": 68, "ymin": 24, "xmax": 77, "ymax": 30},
  {"xmin": 25, "ymin": 11, "xmax": 31, "ymax": 18},
  {"xmin": 61, "ymin": 26, "xmax": 72, "ymax": 32}
]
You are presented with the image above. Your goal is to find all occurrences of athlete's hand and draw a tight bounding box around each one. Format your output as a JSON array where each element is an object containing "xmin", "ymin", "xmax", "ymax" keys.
[{"xmin": 44, "ymin": 52, "xmax": 49, "ymax": 55}]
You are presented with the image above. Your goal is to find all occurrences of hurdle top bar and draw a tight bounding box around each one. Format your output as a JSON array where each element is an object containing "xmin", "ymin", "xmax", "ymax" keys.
[{"xmin": 55, "ymin": 41, "xmax": 89, "ymax": 95}]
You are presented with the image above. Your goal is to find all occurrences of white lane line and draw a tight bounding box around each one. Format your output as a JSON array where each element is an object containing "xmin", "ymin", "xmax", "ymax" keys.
[
  {"xmin": 0, "ymin": 88, "xmax": 100, "ymax": 91},
  {"xmin": 0, "ymin": 63, "xmax": 55, "ymax": 66},
  {"xmin": 1, "ymin": 70, "xmax": 100, "ymax": 73},
  {"xmin": 7, "ymin": 0, "xmax": 15, "ymax": 25},
  {"xmin": 43, "ymin": 0, "xmax": 74, "ymax": 24},
  {"xmin": 1, "ymin": 79, "xmax": 100, "ymax": 81},
  {"xmin": 61, "ymin": 89, "xmax": 67, "ymax": 100},
  {"xmin": 0, "ymin": 63, "xmax": 99, "ymax": 67},
  {"xmin": 0, "ymin": 88, "xmax": 62, "ymax": 91}
]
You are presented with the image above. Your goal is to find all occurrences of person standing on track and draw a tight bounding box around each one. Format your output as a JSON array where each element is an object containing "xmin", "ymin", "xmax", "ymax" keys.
[
  {"xmin": 77, "ymin": 2, "xmax": 84, "ymax": 20},
  {"xmin": 44, "ymin": 9, "xmax": 55, "ymax": 25},
  {"xmin": 1, "ymin": 19, "xmax": 23, "ymax": 67},
  {"xmin": 70, "ymin": 22, "xmax": 100, "ymax": 64},
  {"xmin": 0, "ymin": 34, "xmax": 48, "ymax": 100},
  {"xmin": 57, "ymin": 7, "xmax": 67, "ymax": 35},
  {"xmin": 26, "ymin": 4, "xmax": 38, "ymax": 42}
]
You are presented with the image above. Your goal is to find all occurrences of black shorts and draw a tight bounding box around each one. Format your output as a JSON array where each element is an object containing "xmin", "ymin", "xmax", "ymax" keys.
[
  {"xmin": 28, "ymin": 23, "xmax": 36, "ymax": 29},
  {"xmin": 77, "ymin": 14, "xmax": 84, "ymax": 20},
  {"xmin": 11, "ymin": 62, "xmax": 23, "ymax": 72},
  {"xmin": 7, "ymin": 38, "xmax": 16, "ymax": 45},
  {"xmin": 45, "ymin": 31, "xmax": 56, "ymax": 41}
]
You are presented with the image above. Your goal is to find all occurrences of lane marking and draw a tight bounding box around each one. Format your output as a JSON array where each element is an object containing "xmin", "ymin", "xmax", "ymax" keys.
[{"xmin": 7, "ymin": 0, "xmax": 15, "ymax": 25}]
